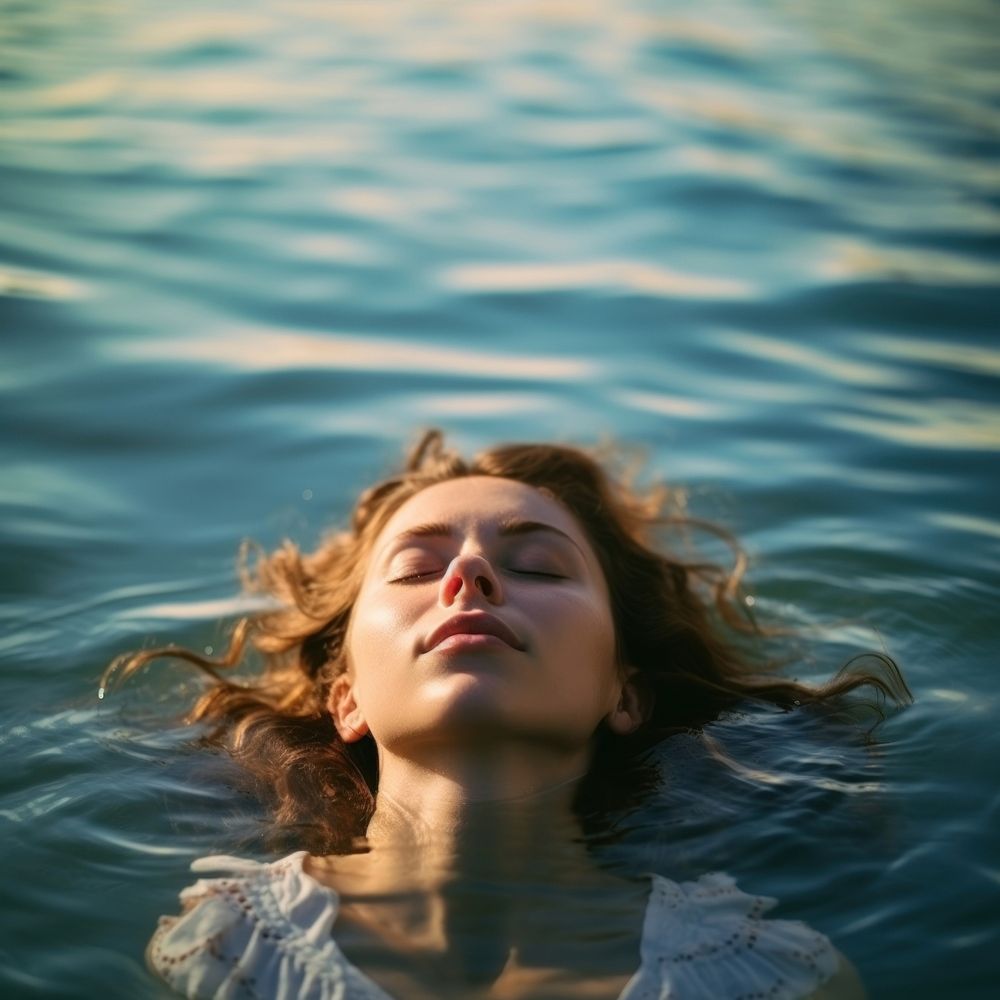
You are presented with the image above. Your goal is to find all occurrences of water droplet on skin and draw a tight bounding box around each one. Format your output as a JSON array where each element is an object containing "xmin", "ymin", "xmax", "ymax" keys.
[
  {"xmin": 97, "ymin": 687, "xmax": 105, "ymax": 700},
  {"xmin": 745, "ymin": 595, "xmax": 756, "ymax": 607}
]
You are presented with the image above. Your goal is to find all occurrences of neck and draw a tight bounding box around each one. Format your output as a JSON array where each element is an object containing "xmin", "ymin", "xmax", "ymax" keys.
[
  {"xmin": 307, "ymin": 745, "xmax": 644, "ymax": 992},
  {"xmin": 366, "ymin": 745, "xmax": 597, "ymax": 888}
]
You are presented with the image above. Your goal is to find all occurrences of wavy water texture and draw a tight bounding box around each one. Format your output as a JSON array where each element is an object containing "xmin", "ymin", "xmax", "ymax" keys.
[{"xmin": 1, "ymin": 0, "xmax": 998, "ymax": 998}]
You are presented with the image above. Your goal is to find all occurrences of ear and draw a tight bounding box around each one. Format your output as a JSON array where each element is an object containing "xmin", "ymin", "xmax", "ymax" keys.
[
  {"xmin": 605, "ymin": 668, "xmax": 648, "ymax": 736},
  {"xmin": 327, "ymin": 674, "xmax": 370, "ymax": 743}
]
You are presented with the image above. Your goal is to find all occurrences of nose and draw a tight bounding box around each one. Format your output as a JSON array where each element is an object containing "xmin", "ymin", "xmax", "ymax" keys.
[{"xmin": 440, "ymin": 552, "xmax": 503, "ymax": 606}]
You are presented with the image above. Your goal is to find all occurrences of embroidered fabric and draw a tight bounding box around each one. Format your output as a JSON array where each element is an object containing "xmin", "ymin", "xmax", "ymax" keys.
[{"xmin": 148, "ymin": 852, "xmax": 838, "ymax": 1000}]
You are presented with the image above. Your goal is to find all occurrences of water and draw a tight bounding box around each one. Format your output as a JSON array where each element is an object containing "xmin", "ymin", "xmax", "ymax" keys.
[{"xmin": 1, "ymin": 0, "xmax": 998, "ymax": 995}]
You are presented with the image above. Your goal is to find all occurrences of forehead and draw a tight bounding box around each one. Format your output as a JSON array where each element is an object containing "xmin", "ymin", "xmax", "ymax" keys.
[{"xmin": 377, "ymin": 476, "xmax": 588, "ymax": 546}]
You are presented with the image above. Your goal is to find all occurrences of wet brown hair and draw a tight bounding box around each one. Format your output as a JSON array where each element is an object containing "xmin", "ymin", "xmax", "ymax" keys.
[{"xmin": 103, "ymin": 430, "xmax": 909, "ymax": 852}]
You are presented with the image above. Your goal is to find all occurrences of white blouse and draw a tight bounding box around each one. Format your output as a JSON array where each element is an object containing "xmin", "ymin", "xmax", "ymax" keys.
[{"xmin": 149, "ymin": 852, "xmax": 839, "ymax": 999}]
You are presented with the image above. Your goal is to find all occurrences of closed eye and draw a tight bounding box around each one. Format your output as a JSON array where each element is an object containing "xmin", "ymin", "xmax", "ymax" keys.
[
  {"xmin": 389, "ymin": 569, "xmax": 444, "ymax": 584},
  {"xmin": 509, "ymin": 569, "xmax": 567, "ymax": 579}
]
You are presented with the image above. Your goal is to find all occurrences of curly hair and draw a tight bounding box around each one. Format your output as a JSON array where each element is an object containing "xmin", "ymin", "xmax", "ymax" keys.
[{"xmin": 103, "ymin": 430, "xmax": 909, "ymax": 852}]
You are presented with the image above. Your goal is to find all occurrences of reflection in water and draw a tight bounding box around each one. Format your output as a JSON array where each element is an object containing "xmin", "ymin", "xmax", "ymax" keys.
[
  {"xmin": 926, "ymin": 512, "xmax": 1000, "ymax": 544},
  {"xmin": 817, "ymin": 239, "xmax": 1000, "ymax": 286},
  {"xmin": 855, "ymin": 334, "xmax": 1000, "ymax": 378},
  {"xmin": 714, "ymin": 330, "xmax": 909, "ymax": 388},
  {"xmin": 0, "ymin": 264, "xmax": 88, "ymax": 300},
  {"xmin": 412, "ymin": 391, "xmax": 557, "ymax": 418},
  {"xmin": 441, "ymin": 260, "xmax": 752, "ymax": 298},
  {"xmin": 827, "ymin": 397, "xmax": 1000, "ymax": 451},
  {"xmin": 108, "ymin": 329, "xmax": 598, "ymax": 379},
  {"xmin": 613, "ymin": 388, "xmax": 731, "ymax": 420}
]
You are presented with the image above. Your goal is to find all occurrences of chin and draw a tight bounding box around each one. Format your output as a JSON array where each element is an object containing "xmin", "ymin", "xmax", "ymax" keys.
[
  {"xmin": 394, "ymin": 692, "xmax": 587, "ymax": 753},
  {"xmin": 426, "ymin": 672, "xmax": 522, "ymax": 722},
  {"xmin": 379, "ymin": 679, "xmax": 524, "ymax": 740}
]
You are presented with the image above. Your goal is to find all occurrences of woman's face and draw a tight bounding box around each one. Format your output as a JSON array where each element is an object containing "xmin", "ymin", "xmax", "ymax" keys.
[{"xmin": 333, "ymin": 476, "xmax": 635, "ymax": 757}]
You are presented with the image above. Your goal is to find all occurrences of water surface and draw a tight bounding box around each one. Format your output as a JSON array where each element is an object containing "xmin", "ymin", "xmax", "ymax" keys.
[{"xmin": 1, "ymin": 1, "xmax": 998, "ymax": 996}]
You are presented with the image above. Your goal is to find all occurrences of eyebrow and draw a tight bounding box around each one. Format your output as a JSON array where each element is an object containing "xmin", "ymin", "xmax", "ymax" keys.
[
  {"xmin": 381, "ymin": 518, "xmax": 586, "ymax": 558},
  {"xmin": 497, "ymin": 518, "xmax": 584, "ymax": 555}
]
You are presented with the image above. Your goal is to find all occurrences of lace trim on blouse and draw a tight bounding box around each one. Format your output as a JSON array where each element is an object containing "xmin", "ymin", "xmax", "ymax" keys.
[{"xmin": 148, "ymin": 852, "xmax": 838, "ymax": 1000}]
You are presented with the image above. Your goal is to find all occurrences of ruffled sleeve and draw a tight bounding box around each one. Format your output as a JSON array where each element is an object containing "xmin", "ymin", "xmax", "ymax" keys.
[
  {"xmin": 147, "ymin": 852, "xmax": 394, "ymax": 1000},
  {"xmin": 620, "ymin": 872, "xmax": 839, "ymax": 1000}
]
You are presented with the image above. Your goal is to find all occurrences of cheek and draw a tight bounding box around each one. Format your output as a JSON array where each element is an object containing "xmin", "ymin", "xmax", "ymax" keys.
[
  {"xmin": 345, "ymin": 587, "xmax": 416, "ymax": 675},
  {"xmin": 547, "ymin": 592, "xmax": 617, "ymax": 667}
]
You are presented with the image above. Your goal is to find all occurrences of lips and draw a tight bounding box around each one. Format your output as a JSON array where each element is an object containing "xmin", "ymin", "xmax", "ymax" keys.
[{"xmin": 423, "ymin": 612, "xmax": 524, "ymax": 653}]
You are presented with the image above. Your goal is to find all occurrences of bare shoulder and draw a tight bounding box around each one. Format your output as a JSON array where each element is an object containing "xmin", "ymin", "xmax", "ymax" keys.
[{"xmin": 806, "ymin": 949, "xmax": 866, "ymax": 1000}]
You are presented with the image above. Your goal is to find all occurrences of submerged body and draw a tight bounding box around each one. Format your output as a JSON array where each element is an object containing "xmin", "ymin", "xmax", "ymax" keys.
[
  {"xmin": 150, "ymin": 691, "xmax": 861, "ymax": 1000},
  {"xmin": 150, "ymin": 849, "xmax": 856, "ymax": 1000}
]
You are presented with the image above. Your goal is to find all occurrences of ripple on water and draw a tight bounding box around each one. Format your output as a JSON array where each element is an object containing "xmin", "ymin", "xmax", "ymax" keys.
[
  {"xmin": 852, "ymin": 332, "xmax": 1000, "ymax": 379},
  {"xmin": 440, "ymin": 259, "xmax": 755, "ymax": 299},
  {"xmin": 0, "ymin": 263, "xmax": 89, "ymax": 301},
  {"xmin": 103, "ymin": 328, "xmax": 600, "ymax": 381},
  {"xmin": 824, "ymin": 396, "xmax": 1000, "ymax": 452}
]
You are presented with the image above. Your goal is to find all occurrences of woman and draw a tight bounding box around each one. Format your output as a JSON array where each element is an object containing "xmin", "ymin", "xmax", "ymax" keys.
[{"xmin": 108, "ymin": 430, "xmax": 906, "ymax": 999}]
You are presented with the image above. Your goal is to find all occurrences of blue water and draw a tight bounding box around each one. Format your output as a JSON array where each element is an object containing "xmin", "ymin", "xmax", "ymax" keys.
[{"xmin": 1, "ymin": 0, "xmax": 998, "ymax": 996}]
